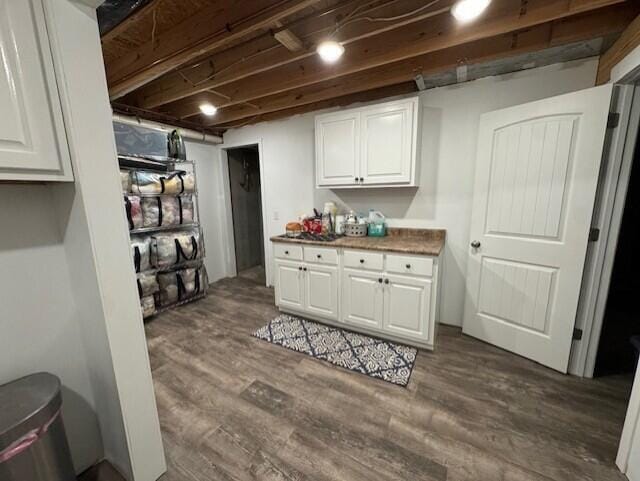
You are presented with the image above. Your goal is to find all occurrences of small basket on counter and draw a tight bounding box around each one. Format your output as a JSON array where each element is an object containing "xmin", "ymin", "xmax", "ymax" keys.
[{"xmin": 343, "ymin": 221, "xmax": 368, "ymax": 237}]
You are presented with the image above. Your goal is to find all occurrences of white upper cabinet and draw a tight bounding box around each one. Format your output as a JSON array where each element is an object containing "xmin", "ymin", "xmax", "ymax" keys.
[
  {"xmin": 315, "ymin": 97, "xmax": 419, "ymax": 188},
  {"xmin": 315, "ymin": 111, "xmax": 360, "ymax": 186},
  {"xmin": 0, "ymin": 0, "xmax": 73, "ymax": 182}
]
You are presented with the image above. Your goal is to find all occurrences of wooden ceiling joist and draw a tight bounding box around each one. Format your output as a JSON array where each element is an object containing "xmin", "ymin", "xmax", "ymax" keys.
[
  {"xmin": 107, "ymin": 0, "xmax": 324, "ymax": 99},
  {"xmin": 201, "ymin": 4, "xmax": 633, "ymax": 126},
  {"xmin": 101, "ymin": 0, "xmax": 637, "ymax": 132},
  {"xmin": 597, "ymin": 12, "xmax": 640, "ymax": 83},
  {"xmin": 130, "ymin": 0, "xmax": 453, "ymax": 110},
  {"xmin": 165, "ymin": 0, "xmax": 629, "ymax": 120}
]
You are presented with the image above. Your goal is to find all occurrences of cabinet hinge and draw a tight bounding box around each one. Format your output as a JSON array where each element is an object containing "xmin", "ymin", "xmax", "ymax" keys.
[
  {"xmin": 573, "ymin": 328, "xmax": 583, "ymax": 341},
  {"xmin": 607, "ymin": 112, "xmax": 620, "ymax": 129},
  {"xmin": 588, "ymin": 227, "xmax": 600, "ymax": 242}
]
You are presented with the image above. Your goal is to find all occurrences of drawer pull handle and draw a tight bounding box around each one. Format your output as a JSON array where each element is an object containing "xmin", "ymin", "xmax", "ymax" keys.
[
  {"xmin": 360, "ymin": 259, "xmax": 365, "ymax": 263},
  {"xmin": 406, "ymin": 264, "xmax": 411, "ymax": 269}
]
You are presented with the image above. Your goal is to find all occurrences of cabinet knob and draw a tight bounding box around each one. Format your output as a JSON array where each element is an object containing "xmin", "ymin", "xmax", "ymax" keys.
[
  {"xmin": 317, "ymin": 254, "xmax": 322, "ymax": 259},
  {"xmin": 406, "ymin": 264, "xmax": 411, "ymax": 269},
  {"xmin": 298, "ymin": 266, "xmax": 302, "ymax": 271},
  {"xmin": 285, "ymin": 250, "xmax": 289, "ymax": 255},
  {"xmin": 303, "ymin": 267, "xmax": 307, "ymax": 271},
  {"xmin": 378, "ymin": 278, "xmax": 383, "ymax": 283},
  {"xmin": 354, "ymin": 176, "xmax": 358, "ymax": 182},
  {"xmin": 384, "ymin": 279, "xmax": 389, "ymax": 284},
  {"xmin": 359, "ymin": 177, "xmax": 364, "ymax": 182},
  {"xmin": 360, "ymin": 259, "xmax": 365, "ymax": 264}
]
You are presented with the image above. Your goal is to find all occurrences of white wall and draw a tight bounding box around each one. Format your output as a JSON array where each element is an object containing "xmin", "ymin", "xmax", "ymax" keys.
[
  {"xmin": 222, "ymin": 58, "xmax": 599, "ymax": 326},
  {"xmin": 0, "ymin": 185, "xmax": 103, "ymax": 472}
]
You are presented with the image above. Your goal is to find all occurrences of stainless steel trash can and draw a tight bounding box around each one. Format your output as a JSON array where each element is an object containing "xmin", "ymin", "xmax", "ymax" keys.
[{"xmin": 0, "ymin": 373, "xmax": 76, "ymax": 481}]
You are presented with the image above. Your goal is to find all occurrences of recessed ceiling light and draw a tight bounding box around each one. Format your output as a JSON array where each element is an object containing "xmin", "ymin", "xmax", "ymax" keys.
[
  {"xmin": 316, "ymin": 40, "xmax": 344, "ymax": 63},
  {"xmin": 199, "ymin": 103, "xmax": 217, "ymax": 116},
  {"xmin": 451, "ymin": 0, "xmax": 491, "ymax": 22}
]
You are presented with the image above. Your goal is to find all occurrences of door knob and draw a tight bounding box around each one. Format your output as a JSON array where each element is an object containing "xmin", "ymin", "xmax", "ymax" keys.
[{"xmin": 470, "ymin": 240, "xmax": 481, "ymax": 249}]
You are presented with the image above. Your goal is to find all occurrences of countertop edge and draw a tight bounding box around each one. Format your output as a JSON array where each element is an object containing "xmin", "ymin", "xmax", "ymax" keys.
[{"xmin": 270, "ymin": 236, "xmax": 444, "ymax": 257}]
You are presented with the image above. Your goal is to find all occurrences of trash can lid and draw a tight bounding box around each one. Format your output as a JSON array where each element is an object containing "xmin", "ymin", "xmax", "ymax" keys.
[{"xmin": 0, "ymin": 373, "xmax": 62, "ymax": 452}]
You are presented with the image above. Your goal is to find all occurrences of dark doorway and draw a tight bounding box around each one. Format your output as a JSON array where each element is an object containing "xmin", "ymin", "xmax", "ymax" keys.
[
  {"xmin": 594, "ymin": 124, "xmax": 640, "ymax": 377},
  {"xmin": 227, "ymin": 146, "xmax": 265, "ymax": 285}
]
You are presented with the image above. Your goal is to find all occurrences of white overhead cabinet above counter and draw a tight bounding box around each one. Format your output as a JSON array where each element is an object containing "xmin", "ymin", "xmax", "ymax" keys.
[
  {"xmin": 0, "ymin": 0, "xmax": 73, "ymax": 182},
  {"xmin": 315, "ymin": 97, "xmax": 420, "ymax": 188}
]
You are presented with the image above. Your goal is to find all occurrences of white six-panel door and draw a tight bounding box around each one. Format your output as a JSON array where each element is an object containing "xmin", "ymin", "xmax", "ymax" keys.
[
  {"xmin": 0, "ymin": 0, "xmax": 73, "ymax": 181},
  {"xmin": 463, "ymin": 85, "xmax": 614, "ymax": 373}
]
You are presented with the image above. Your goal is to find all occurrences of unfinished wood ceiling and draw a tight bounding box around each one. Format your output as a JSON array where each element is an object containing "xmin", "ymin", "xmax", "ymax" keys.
[{"xmin": 101, "ymin": 0, "xmax": 639, "ymax": 134}]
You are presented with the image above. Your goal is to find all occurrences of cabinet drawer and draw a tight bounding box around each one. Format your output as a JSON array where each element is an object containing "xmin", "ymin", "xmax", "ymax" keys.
[
  {"xmin": 386, "ymin": 254, "xmax": 433, "ymax": 277},
  {"xmin": 274, "ymin": 243, "xmax": 303, "ymax": 261},
  {"xmin": 304, "ymin": 246, "xmax": 338, "ymax": 265},
  {"xmin": 344, "ymin": 249, "xmax": 383, "ymax": 271}
]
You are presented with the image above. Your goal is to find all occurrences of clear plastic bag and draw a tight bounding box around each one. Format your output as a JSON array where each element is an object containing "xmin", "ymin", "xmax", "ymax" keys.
[
  {"xmin": 131, "ymin": 171, "xmax": 196, "ymax": 195},
  {"xmin": 140, "ymin": 295, "xmax": 156, "ymax": 318},
  {"xmin": 140, "ymin": 195, "xmax": 194, "ymax": 227},
  {"xmin": 131, "ymin": 237, "xmax": 152, "ymax": 272},
  {"xmin": 120, "ymin": 170, "xmax": 131, "ymax": 192},
  {"xmin": 124, "ymin": 195, "xmax": 143, "ymax": 230},
  {"xmin": 137, "ymin": 272, "xmax": 159, "ymax": 297},
  {"xmin": 153, "ymin": 229, "xmax": 202, "ymax": 269},
  {"xmin": 157, "ymin": 265, "xmax": 207, "ymax": 306}
]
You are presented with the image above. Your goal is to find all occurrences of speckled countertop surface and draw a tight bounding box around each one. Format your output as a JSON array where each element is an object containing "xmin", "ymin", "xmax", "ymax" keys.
[{"xmin": 271, "ymin": 228, "xmax": 446, "ymax": 256}]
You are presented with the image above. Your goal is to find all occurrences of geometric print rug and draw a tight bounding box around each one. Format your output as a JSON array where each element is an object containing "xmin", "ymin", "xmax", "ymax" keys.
[{"xmin": 252, "ymin": 314, "xmax": 417, "ymax": 387}]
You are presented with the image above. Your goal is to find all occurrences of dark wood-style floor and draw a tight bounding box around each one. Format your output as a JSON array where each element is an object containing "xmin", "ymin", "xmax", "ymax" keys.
[{"xmin": 142, "ymin": 275, "xmax": 632, "ymax": 481}]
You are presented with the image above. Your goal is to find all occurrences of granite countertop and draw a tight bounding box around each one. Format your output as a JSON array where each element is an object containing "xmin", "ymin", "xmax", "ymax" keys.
[{"xmin": 271, "ymin": 228, "xmax": 446, "ymax": 256}]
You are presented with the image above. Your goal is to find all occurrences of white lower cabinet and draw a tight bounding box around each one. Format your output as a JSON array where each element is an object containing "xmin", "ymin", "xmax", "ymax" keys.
[
  {"xmin": 274, "ymin": 244, "xmax": 440, "ymax": 349},
  {"xmin": 305, "ymin": 264, "xmax": 339, "ymax": 321},
  {"xmin": 274, "ymin": 260, "xmax": 304, "ymax": 311},
  {"xmin": 342, "ymin": 268, "xmax": 384, "ymax": 329},
  {"xmin": 384, "ymin": 274, "xmax": 432, "ymax": 342}
]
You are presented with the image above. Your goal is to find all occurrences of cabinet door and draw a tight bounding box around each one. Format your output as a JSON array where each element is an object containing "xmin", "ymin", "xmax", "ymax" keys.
[
  {"xmin": 315, "ymin": 111, "xmax": 359, "ymax": 186},
  {"xmin": 0, "ymin": 0, "xmax": 73, "ymax": 181},
  {"xmin": 304, "ymin": 264, "xmax": 338, "ymax": 321},
  {"xmin": 342, "ymin": 268, "xmax": 384, "ymax": 329},
  {"xmin": 384, "ymin": 274, "xmax": 432, "ymax": 341},
  {"xmin": 360, "ymin": 100, "xmax": 415, "ymax": 185},
  {"xmin": 275, "ymin": 260, "xmax": 304, "ymax": 311}
]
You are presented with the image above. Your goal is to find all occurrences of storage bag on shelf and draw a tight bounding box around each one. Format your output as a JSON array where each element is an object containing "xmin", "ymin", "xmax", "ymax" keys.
[
  {"xmin": 131, "ymin": 237, "xmax": 152, "ymax": 272},
  {"xmin": 124, "ymin": 195, "xmax": 143, "ymax": 230},
  {"xmin": 136, "ymin": 272, "xmax": 159, "ymax": 298},
  {"xmin": 153, "ymin": 229, "xmax": 202, "ymax": 269},
  {"xmin": 131, "ymin": 171, "xmax": 196, "ymax": 195},
  {"xmin": 140, "ymin": 295, "xmax": 156, "ymax": 318},
  {"xmin": 140, "ymin": 195, "xmax": 194, "ymax": 228},
  {"xmin": 120, "ymin": 170, "xmax": 131, "ymax": 192},
  {"xmin": 157, "ymin": 265, "xmax": 207, "ymax": 306}
]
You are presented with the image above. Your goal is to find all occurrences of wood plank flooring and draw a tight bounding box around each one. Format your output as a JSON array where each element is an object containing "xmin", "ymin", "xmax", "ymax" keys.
[{"xmin": 145, "ymin": 275, "xmax": 633, "ymax": 481}]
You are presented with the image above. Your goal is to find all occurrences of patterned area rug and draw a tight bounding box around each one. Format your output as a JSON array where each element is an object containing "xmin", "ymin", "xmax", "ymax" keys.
[{"xmin": 253, "ymin": 314, "xmax": 417, "ymax": 386}]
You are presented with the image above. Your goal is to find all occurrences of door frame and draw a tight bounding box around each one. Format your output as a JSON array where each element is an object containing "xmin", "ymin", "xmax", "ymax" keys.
[
  {"xmin": 568, "ymin": 85, "xmax": 640, "ymax": 377},
  {"xmin": 219, "ymin": 139, "xmax": 270, "ymax": 286}
]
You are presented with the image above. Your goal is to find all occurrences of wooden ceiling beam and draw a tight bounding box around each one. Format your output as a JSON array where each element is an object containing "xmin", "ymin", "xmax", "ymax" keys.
[
  {"xmin": 597, "ymin": 13, "xmax": 640, "ymax": 83},
  {"xmin": 216, "ymin": 82, "xmax": 419, "ymax": 129},
  {"xmin": 168, "ymin": 0, "xmax": 628, "ymax": 119},
  {"xmin": 131, "ymin": 0, "xmax": 449, "ymax": 109},
  {"xmin": 107, "ymin": 0, "xmax": 323, "ymax": 99},
  {"xmin": 201, "ymin": 5, "xmax": 633, "ymax": 126}
]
